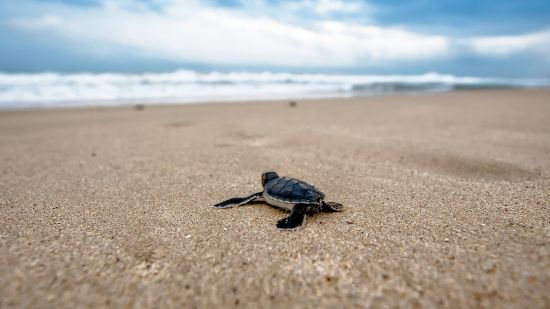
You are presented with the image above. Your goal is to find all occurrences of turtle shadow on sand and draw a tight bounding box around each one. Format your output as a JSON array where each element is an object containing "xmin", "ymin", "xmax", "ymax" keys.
[
  {"xmin": 214, "ymin": 171, "xmax": 343, "ymax": 230},
  {"xmin": 254, "ymin": 201, "xmax": 342, "ymax": 226}
]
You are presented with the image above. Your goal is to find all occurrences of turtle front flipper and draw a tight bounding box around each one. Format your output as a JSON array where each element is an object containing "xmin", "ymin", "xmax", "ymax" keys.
[
  {"xmin": 276, "ymin": 204, "xmax": 308, "ymax": 230},
  {"xmin": 214, "ymin": 192, "xmax": 263, "ymax": 208},
  {"xmin": 321, "ymin": 201, "xmax": 343, "ymax": 212}
]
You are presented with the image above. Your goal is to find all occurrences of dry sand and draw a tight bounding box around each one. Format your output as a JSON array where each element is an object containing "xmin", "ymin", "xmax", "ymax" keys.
[{"xmin": 1, "ymin": 89, "xmax": 549, "ymax": 308}]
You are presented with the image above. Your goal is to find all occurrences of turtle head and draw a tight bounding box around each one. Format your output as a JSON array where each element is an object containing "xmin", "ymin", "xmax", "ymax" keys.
[{"xmin": 261, "ymin": 171, "xmax": 279, "ymax": 187}]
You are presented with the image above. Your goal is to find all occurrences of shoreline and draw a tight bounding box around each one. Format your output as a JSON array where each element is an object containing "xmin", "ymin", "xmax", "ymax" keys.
[{"xmin": 1, "ymin": 86, "xmax": 548, "ymax": 112}]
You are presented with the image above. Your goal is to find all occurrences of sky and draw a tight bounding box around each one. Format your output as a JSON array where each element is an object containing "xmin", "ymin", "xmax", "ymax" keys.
[{"xmin": 1, "ymin": 0, "xmax": 550, "ymax": 77}]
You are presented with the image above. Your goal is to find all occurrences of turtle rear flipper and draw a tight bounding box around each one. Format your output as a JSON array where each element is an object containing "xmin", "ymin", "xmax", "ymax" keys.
[
  {"xmin": 276, "ymin": 204, "xmax": 308, "ymax": 230},
  {"xmin": 321, "ymin": 201, "xmax": 343, "ymax": 212},
  {"xmin": 214, "ymin": 192, "xmax": 263, "ymax": 208}
]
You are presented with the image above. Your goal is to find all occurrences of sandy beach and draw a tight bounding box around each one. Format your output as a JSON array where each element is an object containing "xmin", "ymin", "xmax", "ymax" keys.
[{"xmin": 1, "ymin": 89, "xmax": 549, "ymax": 308}]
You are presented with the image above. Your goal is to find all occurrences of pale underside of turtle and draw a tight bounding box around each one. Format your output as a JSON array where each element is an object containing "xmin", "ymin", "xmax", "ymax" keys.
[{"xmin": 214, "ymin": 171, "xmax": 343, "ymax": 230}]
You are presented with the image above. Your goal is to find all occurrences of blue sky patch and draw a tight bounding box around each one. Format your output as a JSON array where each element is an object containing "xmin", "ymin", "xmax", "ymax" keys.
[{"xmin": 0, "ymin": 0, "xmax": 549, "ymax": 76}]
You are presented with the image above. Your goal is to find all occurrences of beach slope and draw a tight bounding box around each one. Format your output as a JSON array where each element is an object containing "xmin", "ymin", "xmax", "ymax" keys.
[{"xmin": 1, "ymin": 89, "xmax": 549, "ymax": 307}]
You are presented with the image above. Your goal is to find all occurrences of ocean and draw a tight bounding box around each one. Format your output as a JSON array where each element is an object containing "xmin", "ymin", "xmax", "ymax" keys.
[{"xmin": 0, "ymin": 70, "xmax": 548, "ymax": 109}]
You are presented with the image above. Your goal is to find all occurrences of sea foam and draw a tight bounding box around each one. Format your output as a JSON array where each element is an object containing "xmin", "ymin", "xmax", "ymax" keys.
[{"xmin": 0, "ymin": 70, "xmax": 548, "ymax": 108}]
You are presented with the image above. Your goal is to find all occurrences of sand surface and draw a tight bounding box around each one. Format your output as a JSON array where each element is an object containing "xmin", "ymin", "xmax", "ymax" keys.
[{"xmin": 1, "ymin": 89, "xmax": 549, "ymax": 308}]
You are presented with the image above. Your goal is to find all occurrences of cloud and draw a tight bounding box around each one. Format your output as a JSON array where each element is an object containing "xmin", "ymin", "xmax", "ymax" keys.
[
  {"xmin": 467, "ymin": 30, "xmax": 550, "ymax": 58},
  {"xmin": 4, "ymin": 0, "xmax": 549, "ymax": 70},
  {"xmin": 5, "ymin": 0, "xmax": 449, "ymax": 67}
]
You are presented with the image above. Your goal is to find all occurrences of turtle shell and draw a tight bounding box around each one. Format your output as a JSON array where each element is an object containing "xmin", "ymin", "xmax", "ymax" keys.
[{"xmin": 264, "ymin": 176, "xmax": 325, "ymax": 204}]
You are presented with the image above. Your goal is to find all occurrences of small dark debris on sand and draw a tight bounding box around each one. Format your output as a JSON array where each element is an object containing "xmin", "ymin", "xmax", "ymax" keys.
[
  {"xmin": 289, "ymin": 101, "xmax": 297, "ymax": 107},
  {"xmin": 134, "ymin": 104, "xmax": 145, "ymax": 111}
]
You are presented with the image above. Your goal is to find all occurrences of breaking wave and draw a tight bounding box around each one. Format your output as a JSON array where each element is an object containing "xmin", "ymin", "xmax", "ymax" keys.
[{"xmin": 0, "ymin": 70, "xmax": 548, "ymax": 108}]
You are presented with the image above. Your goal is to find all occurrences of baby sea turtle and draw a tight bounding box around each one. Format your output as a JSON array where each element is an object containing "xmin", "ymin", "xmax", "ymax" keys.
[{"xmin": 214, "ymin": 171, "xmax": 343, "ymax": 230}]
